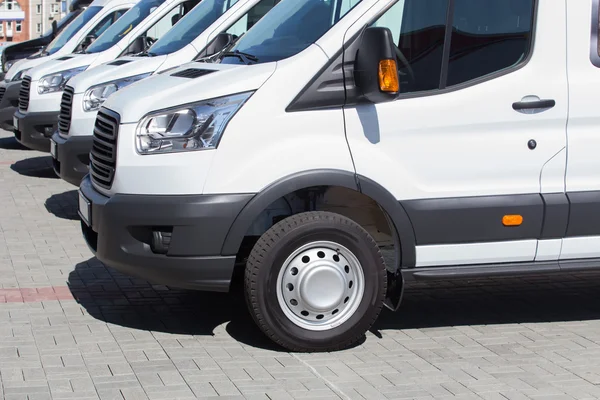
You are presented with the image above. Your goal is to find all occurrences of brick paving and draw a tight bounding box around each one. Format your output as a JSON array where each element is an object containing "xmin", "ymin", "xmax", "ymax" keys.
[{"xmin": 4, "ymin": 128, "xmax": 600, "ymax": 399}]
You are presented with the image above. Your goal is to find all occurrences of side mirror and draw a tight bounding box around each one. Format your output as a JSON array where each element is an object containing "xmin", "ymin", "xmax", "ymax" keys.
[
  {"xmin": 196, "ymin": 32, "xmax": 234, "ymax": 59},
  {"xmin": 354, "ymin": 27, "xmax": 400, "ymax": 103},
  {"xmin": 80, "ymin": 34, "xmax": 96, "ymax": 50},
  {"xmin": 171, "ymin": 13, "xmax": 181, "ymax": 26},
  {"xmin": 51, "ymin": 20, "xmax": 58, "ymax": 37},
  {"xmin": 124, "ymin": 36, "xmax": 145, "ymax": 55}
]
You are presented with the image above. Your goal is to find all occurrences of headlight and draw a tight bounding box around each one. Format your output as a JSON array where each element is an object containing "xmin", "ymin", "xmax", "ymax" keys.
[
  {"xmin": 4, "ymin": 60, "xmax": 14, "ymax": 73},
  {"xmin": 135, "ymin": 92, "xmax": 253, "ymax": 155},
  {"xmin": 10, "ymin": 68, "xmax": 31, "ymax": 82},
  {"xmin": 83, "ymin": 73, "xmax": 151, "ymax": 112},
  {"xmin": 38, "ymin": 66, "xmax": 88, "ymax": 94}
]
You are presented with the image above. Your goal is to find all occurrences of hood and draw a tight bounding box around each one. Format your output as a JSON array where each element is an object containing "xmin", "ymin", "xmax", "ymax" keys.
[
  {"xmin": 104, "ymin": 61, "xmax": 277, "ymax": 123},
  {"xmin": 27, "ymin": 53, "xmax": 99, "ymax": 81},
  {"xmin": 68, "ymin": 55, "xmax": 167, "ymax": 93},
  {"xmin": 5, "ymin": 54, "xmax": 58, "ymax": 80}
]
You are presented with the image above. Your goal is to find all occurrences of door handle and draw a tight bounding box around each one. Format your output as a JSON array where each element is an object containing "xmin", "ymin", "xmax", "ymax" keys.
[{"xmin": 512, "ymin": 96, "xmax": 556, "ymax": 114}]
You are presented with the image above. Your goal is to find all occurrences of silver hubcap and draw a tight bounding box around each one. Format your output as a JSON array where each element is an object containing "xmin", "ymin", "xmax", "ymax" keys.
[{"xmin": 276, "ymin": 241, "xmax": 365, "ymax": 331}]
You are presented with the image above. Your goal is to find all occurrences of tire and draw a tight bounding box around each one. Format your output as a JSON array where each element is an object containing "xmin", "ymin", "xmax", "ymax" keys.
[{"xmin": 244, "ymin": 211, "xmax": 387, "ymax": 352}]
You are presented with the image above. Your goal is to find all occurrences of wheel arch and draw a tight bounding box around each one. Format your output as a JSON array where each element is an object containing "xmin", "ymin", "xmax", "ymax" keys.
[{"xmin": 221, "ymin": 169, "xmax": 417, "ymax": 270}]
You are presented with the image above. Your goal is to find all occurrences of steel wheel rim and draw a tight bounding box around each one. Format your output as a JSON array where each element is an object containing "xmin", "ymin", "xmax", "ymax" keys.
[{"xmin": 276, "ymin": 240, "xmax": 365, "ymax": 331}]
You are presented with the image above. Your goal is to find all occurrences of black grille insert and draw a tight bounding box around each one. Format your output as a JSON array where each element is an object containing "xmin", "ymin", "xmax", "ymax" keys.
[
  {"xmin": 108, "ymin": 60, "xmax": 132, "ymax": 66},
  {"xmin": 0, "ymin": 86, "xmax": 6, "ymax": 103},
  {"xmin": 18, "ymin": 76, "xmax": 31, "ymax": 112},
  {"xmin": 171, "ymin": 68, "xmax": 215, "ymax": 79},
  {"xmin": 90, "ymin": 108, "xmax": 119, "ymax": 189},
  {"xmin": 58, "ymin": 86, "xmax": 74, "ymax": 137}
]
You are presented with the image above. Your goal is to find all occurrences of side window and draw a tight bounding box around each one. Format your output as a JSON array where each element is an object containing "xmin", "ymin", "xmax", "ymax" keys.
[
  {"xmin": 89, "ymin": 10, "xmax": 127, "ymax": 38},
  {"xmin": 370, "ymin": 0, "xmax": 535, "ymax": 95},
  {"xmin": 77, "ymin": 9, "xmax": 128, "ymax": 51},
  {"xmin": 446, "ymin": 0, "xmax": 534, "ymax": 86},
  {"xmin": 145, "ymin": 1, "xmax": 198, "ymax": 42},
  {"xmin": 224, "ymin": 0, "xmax": 281, "ymax": 38}
]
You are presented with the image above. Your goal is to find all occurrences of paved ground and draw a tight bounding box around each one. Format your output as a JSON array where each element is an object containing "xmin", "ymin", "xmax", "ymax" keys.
[{"xmin": 4, "ymin": 129, "xmax": 600, "ymax": 400}]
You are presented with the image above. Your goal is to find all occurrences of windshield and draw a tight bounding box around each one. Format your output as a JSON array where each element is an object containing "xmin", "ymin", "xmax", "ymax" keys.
[
  {"xmin": 43, "ymin": 10, "xmax": 79, "ymax": 36},
  {"xmin": 148, "ymin": 0, "xmax": 239, "ymax": 56},
  {"xmin": 45, "ymin": 6, "xmax": 103, "ymax": 55},
  {"xmin": 221, "ymin": 0, "xmax": 361, "ymax": 64},
  {"xmin": 86, "ymin": 0, "xmax": 166, "ymax": 53}
]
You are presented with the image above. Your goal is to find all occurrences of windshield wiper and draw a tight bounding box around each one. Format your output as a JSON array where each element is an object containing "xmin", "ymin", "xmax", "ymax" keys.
[
  {"xmin": 137, "ymin": 50, "xmax": 157, "ymax": 57},
  {"xmin": 221, "ymin": 50, "xmax": 258, "ymax": 65}
]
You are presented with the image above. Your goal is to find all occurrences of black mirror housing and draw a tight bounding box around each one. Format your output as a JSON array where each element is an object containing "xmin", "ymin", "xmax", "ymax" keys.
[
  {"xmin": 196, "ymin": 32, "xmax": 234, "ymax": 59},
  {"xmin": 354, "ymin": 27, "xmax": 400, "ymax": 103}
]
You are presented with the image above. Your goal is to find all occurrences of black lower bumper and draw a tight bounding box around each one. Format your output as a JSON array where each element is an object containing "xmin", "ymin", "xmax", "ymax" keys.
[
  {"xmin": 0, "ymin": 82, "xmax": 20, "ymax": 131},
  {"xmin": 78, "ymin": 175, "xmax": 254, "ymax": 292},
  {"xmin": 51, "ymin": 132, "xmax": 92, "ymax": 186},
  {"xmin": 13, "ymin": 110, "xmax": 58, "ymax": 152}
]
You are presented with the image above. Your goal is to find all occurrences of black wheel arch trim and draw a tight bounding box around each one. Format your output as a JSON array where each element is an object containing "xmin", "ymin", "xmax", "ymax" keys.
[{"xmin": 220, "ymin": 170, "xmax": 417, "ymax": 269}]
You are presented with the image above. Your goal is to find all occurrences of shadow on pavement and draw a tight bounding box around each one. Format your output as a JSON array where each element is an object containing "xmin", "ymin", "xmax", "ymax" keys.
[
  {"xmin": 11, "ymin": 156, "xmax": 58, "ymax": 179},
  {"xmin": 0, "ymin": 136, "xmax": 31, "ymax": 150},
  {"xmin": 45, "ymin": 190, "xmax": 79, "ymax": 220},
  {"xmin": 70, "ymin": 258, "xmax": 600, "ymax": 351},
  {"xmin": 68, "ymin": 258, "xmax": 281, "ymax": 351},
  {"xmin": 375, "ymin": 271, "xmax": 600, "ymax": 331}
]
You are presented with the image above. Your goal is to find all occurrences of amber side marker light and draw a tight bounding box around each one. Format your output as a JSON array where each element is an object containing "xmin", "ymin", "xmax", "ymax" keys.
[
  {"xmin": 378, "ymin": 59, "xmax": 399, "ymax": 93},
  {"xmin": 502, "ymin": 215, "xmax": 523, "ymax": 226}
]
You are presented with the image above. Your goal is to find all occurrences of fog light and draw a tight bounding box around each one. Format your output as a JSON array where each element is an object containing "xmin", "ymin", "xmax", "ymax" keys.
[{"xmin": 151, "ymin": 230, "xmax": 172, "ymax": 254}]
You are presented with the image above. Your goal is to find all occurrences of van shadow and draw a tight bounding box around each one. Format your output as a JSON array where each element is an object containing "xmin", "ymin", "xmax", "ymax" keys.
[
  {"xmin": 68, "ymin": 258, "xmax": 281, "ymax": 351},
  {"xmin": 0, "ymin": 136, "xmax": 30, "ymax": 150},
  {"xmin": 69, "ymin": 259, "xmax": 600, "ymax": 351},
  {"xmin": 374, "ymin": 271, "xmax": 600, "ymax": 332},
  {"xmin": 45, "ymin": 190, "xmax": 79, "ymax": 220},
  {"xmin": 11, "ymin": 156, "xmax": 58, "ymax": 179}
]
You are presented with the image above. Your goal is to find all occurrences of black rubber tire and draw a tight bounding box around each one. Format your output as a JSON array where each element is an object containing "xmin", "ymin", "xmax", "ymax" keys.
[{"xmin": 244, "ymin": 211, "xmax": 387, "ymax": 352}]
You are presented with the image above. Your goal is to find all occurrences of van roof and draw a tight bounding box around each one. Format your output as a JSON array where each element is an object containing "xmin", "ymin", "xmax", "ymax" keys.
[{"xmin": 87, "ymin": 0, "xmax": 133, "ymax": 8}]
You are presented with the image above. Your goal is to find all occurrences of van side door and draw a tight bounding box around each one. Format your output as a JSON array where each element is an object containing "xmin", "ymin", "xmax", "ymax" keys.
[
  {"xmin": 344, "ymin": 0, "xmax": 568, "ymax": 268},
  {"xmin": 562, "ymin": 0, "xmax": 600, "ymax": 260}
]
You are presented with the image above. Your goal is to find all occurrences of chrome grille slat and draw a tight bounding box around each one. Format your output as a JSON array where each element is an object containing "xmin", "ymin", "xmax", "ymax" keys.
[
  {"xmin": 18, "ymin": 76, "xmax": 31, "ymax": 112},
  {"xmin": 90, "ymin": 108, "xmax": 119, "ymax": 189},
  {"xmin": 58, "ymin": 86, "xmax": 74, "ymax": 137},
  {"xmin": 0, "ymin": 87, "xmax": 6, "ymax": 103}
]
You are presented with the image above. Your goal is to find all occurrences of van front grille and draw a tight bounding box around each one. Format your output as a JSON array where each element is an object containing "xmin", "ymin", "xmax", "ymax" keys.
[
  {"xmin": 90, "ymin": 108, "xmax": 119, "ymax": 189},
  {"xmin": 18, "ymin": 76, "xmax": 31, "ymax": 112},
  {"xmin": 58, "ymin": 86, "xmax": 74, "ymax": 138}
]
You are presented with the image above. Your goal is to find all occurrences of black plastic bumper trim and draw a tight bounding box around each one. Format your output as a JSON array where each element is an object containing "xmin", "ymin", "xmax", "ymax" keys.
[
  {"xmin": 52, "ymin": 132, "xmax": 92, "ymax": 186},
  {"xmin": 79, "ymin": 176, "xmax": 253, "ymax": 291},
  {"xmin": 13, "ymin": 110, "xmax": 59, "ymax": 152}
]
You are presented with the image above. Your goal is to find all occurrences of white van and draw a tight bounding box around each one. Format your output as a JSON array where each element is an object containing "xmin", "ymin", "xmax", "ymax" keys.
[
  {"xmin": 12, "ymin": 0, "xmax": 201, "ymax": 152},
  {"xmin": 78, "ymin": 0, "xmax": 592, "ymax": 351},
  {"xmin": 0, "ymin": 0, "xmax": 137, "ymax": 131},
  {"xmin": 52, "ymin": 0, "xmax": 280, "ymax": 185}
]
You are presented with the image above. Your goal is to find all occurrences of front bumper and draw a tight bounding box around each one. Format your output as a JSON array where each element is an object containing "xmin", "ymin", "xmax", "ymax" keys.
[
  {"xmin": 13, "ymin": 110, "xmax": 58, "ymax": 152},
  {"xmin": 0, "ymin": 81, "xmax": 20, "ymax": 130},
  {"xmin": 78, "ymin": 175, "xmax": 253, "ymax": 292},
  {"xmin": 51, "ymin": 132, "xmax": 92, "ymax": 186}
]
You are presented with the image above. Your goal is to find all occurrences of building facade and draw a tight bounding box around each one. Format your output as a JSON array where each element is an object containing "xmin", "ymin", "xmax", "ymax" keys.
[
  {"xmin": 29, "ymin": 0, "xmax": 67, "ymax": 39},
  {"xmin": 0, "ymin": 0, "xmax": 29, "ymax": 42}
]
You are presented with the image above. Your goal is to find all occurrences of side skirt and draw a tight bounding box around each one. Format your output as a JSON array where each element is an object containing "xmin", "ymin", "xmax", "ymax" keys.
[{"xmin": 402, "ymin": 258, "xmax": 600, "ymax": 281}]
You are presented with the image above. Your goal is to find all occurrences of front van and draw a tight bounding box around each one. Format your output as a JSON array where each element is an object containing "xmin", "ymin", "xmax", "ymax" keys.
[{"xmin": 79, "ymin": 0, "xmax": 584, "ymax": 353}]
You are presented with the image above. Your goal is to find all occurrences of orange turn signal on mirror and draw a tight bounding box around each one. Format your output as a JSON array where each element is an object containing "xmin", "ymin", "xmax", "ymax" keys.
[
  {"xmin": 378, "ymin": 59, "xmax": 399, "ymax": 93},
  {"xmin": 502, "ymin": 215, "xmax": 523, "ymax": 226}
]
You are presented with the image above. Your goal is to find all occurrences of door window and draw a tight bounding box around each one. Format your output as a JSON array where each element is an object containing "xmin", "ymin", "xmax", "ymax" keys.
[
  {"xmin": 224, "ymin": 0, "xmax": 281, "ymax": 38},
  {"xmin": 370, "ymin": 0, "xmax": 535, "ymax": 95}
]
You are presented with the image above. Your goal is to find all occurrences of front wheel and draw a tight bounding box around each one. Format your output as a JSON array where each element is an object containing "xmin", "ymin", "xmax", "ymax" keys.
[{"xmin": 244, "ymin": 211, "xmax": 387, "ymax": 352}]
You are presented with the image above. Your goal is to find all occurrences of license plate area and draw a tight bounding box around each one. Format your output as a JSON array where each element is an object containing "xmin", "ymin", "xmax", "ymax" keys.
[{"xmin": 78, "ymin": 191, "xmax": 91, "ymax": 226}]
